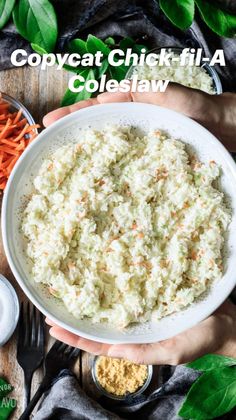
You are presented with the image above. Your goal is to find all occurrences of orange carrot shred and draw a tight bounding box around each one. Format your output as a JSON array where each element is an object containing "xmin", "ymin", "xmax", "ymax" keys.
[
  {"xmin": 1, "ymin": 156, "xmax": 15, "ymax": 168},
  {"xmin": 13, "ymin": 109, "xmax": 23, "ymax": 124},
  {"xmin": 1, "ymin": 139, "xmax": 19, "ymax": 148},
  {"xmin": 0, "ymin": 180, "xmax": 7, "ymax": 190},
  {"xmin": 0, "ymin": 96, "xmax": 39, "ymax": 191},
  {"xmin": 12, "ymin": 124, "xmax": 29, "ymax": 142},
  {"xmin": 0, "ymin": 146, "xmax": 19, "ymax": 156}
]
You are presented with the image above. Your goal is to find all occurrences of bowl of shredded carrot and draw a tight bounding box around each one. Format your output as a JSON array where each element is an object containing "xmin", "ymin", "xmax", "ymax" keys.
[{"xmin": 0, "ymin": 92, "xmax": 39, "ymax": 191}]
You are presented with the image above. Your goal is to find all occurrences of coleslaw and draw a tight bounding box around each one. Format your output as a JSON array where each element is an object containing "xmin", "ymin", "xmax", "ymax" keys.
[{"xmin": 22, "ymin": 126, "xmax": 231, "ymax": 328}]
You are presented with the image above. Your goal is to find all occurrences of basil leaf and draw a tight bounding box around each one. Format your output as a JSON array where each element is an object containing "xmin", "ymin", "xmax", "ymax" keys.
[
  {"xmin": 0, "ymin": 0, "xmax": 15, "ymax": 30},
  {"xmin": 13, "ymin": 0, "xmax": 58, "ymax": 52},
  {"xmin": 109, "ymin": 63, "xmax": 129, "ymax": 82},
  {"xmin": 61, "ymin": 69, "xmax": 95, "ymax": 106},
  {"xmin": 195, "ymin": 0, "xmax": 236, "ymax": 38},
  {"xmin": 160, "ymin": 0, "xmax": 195, "ymax": 30},
  {"xmin": 86, "ymin": 34, "xmax": 110, "ymax": 56},
  {"xmin": 0, "ymin": 379, "xmax": 13, "ymax": 399},
  {"xmin": 179, "ymin": 367, "xmax": 236, "ymax": 419},
  {"xmin": 120, "ymin": 37, "xmax": 135, "ymax": 51},
  {"xmin": 104, "ymin": 37, "xmax": 115, "ymax": 46},
  {"xmin": 62, "ymin": 63, "xmax": 84, "ymax": 73},
  {"xmin": 133, "ymin": 44, "xmax": 148, "ymax": 54},
  {"xmin": 188, "ymin": 354, "xmax": 236, "ymax": 371},
  {"xmin": 97, "ymin": 58, "xmax": 109, "ymax": 78},
  {"xmin": 0, "ymin": 398, "xmax": 16, "ymax": 420},
  {"xmin": 68, "ymin": 39, "xmax": 88, "ymax": 55},
  {"xmin": 31, "ymin": 43, "xmax": 48, "ymax": 55}
]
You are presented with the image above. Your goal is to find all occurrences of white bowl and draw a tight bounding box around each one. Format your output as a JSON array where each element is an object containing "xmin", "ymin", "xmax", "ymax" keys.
[{"xmin": 2, "ymin": 103, "xmax": 236, "ymax": 344}]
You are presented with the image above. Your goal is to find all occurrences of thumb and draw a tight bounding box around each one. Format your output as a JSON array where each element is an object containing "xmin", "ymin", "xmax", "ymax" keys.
[
  {"xmin": 131, "ymin": 83, "xmax": 210, "ymax": 121},
  {"xmin": 107, "ymin": 306, "xmax": 232, "ymax": 365}
]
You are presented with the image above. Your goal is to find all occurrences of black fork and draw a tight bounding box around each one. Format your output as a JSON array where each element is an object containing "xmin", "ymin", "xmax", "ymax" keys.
[
  {"xmin": 19, "ymin": 340, "xmax": 80, "ymax": 420},
  {"xmin": 17, "ymin": 302, "xmax": 45, "ymax": 407}
]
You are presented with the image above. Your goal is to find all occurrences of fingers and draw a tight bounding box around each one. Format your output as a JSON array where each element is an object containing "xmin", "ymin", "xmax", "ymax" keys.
[
  {"xmin": 97, "ymin": 91, "xmax": 132, "ymax": 104},
  {"xmin": 43, "ymin": 83, "xmax": 210, "ymax": 131},
  {"xmin": 43, "ymin": 97, "xmax": 99, "ymax": 127},
  {"xmin": 48, "ymin": 317, "xmax": 217, "ymax": 366},
  {"xmin": 98, "ymin": 83, "xmax": 209, "ymax": 122},
  {"xmin": 107, "ymin": 342, "xmax": 181, "ymax": 365},
  {"xmin": 49, "ymin": 325, "xmax": 112, "ymax": 355},
  {"xmin": 43, "ymin": 92, "xmax": 131, "ymax": 128},
  {"xmin": 46, "ymin": 304, "xmax": 233, "ymax": 365},
  {"xmin": 132, "ymin": 83, "xmax": 207, "ymax": 118},
  {"xmin": 45, "ymin": 317, "xmax": 57, "ymax": 327},
  {"xmin": 108, "ymin": 314, "xmax": 225, "ymax": 365}
]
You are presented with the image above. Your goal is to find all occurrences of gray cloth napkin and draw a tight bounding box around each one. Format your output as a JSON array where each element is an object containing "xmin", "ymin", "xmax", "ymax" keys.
[
  {"xmin": 34, "ymin": 366, "xmax": 200, "ymax": 420},
  {"xmin": 33, "ymin": 365, "xmax": 236, "ymax": 420},
  {"xmin": 33, "ymin": 366, "xmax": 236, "ymax": 420},
  {"xmin": 0, "ymin": 1, "xmax": 236, "ymax": 92}
]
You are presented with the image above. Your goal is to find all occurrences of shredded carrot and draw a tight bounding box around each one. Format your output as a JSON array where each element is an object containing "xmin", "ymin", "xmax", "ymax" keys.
[
  {"xmin": 0, "ymin": 103, "xmax": 10, "ymax": 111},
  {"xmin": 1, "ymin": 156, "xmax": 15, "ymax": 168},
  {"xmin": 25, "ymin": 124, "xmax": 39, "ymax": 132},
  {"xmin": 14, "ymin": 117, "xmax": 27, "ymax": 128},
  {"xmin": 13, "ymin": 109, "xmax": 23, "ymax": 124},
  {"xmin": 13, "ymin": 124, "xmax": 30, "ymax": 142},
  {"xmin": 0, "ymin": 180, "xmax": 7, "ymax": 190},
  {"xmin": 1, "ymin": 139, "xmax": 19, "ymax": 148},
  {"xmin": 0, "ymin": 93, "xmax": 40, "ymax": 191}
]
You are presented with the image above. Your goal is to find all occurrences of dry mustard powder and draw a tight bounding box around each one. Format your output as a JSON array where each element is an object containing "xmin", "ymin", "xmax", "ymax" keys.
[{"xmin": 95, "ymin": 356, "xmax": 148, "ymax": 396}]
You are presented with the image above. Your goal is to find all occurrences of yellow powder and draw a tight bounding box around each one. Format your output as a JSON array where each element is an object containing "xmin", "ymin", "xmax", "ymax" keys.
[{"xmin": 95, "ymin": 356, "xmax": 148, "ymax": 396}]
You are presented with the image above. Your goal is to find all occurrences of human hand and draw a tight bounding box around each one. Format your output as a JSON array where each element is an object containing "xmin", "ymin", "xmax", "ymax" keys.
[
  {"xmin": 46, "ymin": 301, "xmax": 236, "ymax": 365},
  {"xmin": 44, "ymin": 85, "xmax": 236, "ymax": 364},
  {"xmin": 44, "ymin": 84, "xmax": 236, "ymax": 151}
]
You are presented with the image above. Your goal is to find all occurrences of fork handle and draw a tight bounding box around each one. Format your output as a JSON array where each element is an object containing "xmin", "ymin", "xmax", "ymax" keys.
[
  {"xmin": 19, "ymin": 379, "xmax": 50, "ymax": 420},
  {"xmin": 24, "ymin": 371, "xmax": 33, "ymax": 408}
]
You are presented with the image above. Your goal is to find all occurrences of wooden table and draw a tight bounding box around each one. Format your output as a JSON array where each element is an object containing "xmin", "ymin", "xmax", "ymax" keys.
[{"xmin": 0, "ymin": 66, "xmax": 159, "ymax": 419}]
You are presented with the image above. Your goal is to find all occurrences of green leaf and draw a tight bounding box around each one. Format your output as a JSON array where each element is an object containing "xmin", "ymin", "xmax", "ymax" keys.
[
  {"xmin": 179, "ymin": 367, "xmax": 236, "ymax": 419},
  {"xmin": 61, "ymin": 69, "xmax": 95, "ymax": 106},
  {"xmin": 97, "ymin": 58, "xmax": 109, "ymax": 78},
  {"xmin": 120, "ymin": 37, "xmax": 135, "ymax": 51},
  {"xmin": 195, "ymin": 0, "xmax": 236, "ymax": 38},
  {"xmin": 86, "ymin": 34, "xmax": 110, "ymax": 56},
  {"xmin": 188, "ymin": 354, "xmax": 236, "ymax": 372},
  {"xmin": 0, "ymin": 398, "xmax": 16, "ymax": 420},
  {"xmin": 0, "ymin": 0, "xmax": 15, "ymax": 30},
  {"xmin": 13, "ymin": 0, "xmax": 58, "ymax": 52},
  {"xmin": 119, "ymin": 37, "xmax": 147, "ymax": 55},
  {"xmin": 133, "ymin": 44, "xmax": 148, "ymax": 54},
  {"xmin": 109, "ymin": 63, "xmax": 129, "ymax": 82},
  {"xmin": 0, "ymin": 379, "xmax": 13, "ymax": 399},
  {"xmin": 104, "ymin": 36, "xmax": 115, "ymax": 46},
  {"xmin": 62, "ymin": 63, "xmax": 84, "ymax": 73},
  {"xmin": 31, "ymin": 43, "xmax": 47, "ymax": 55},
  {"xmin": 160, "ymin": 0, "xmax": 194, "ymax": 30},
  {"xmin": 68, "ymin": 39, "xmax": 88, "ymax": 55}
]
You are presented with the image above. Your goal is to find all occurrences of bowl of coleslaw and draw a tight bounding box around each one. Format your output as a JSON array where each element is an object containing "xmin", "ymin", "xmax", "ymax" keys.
[{"xmin": 2, "ymin": 102, "xmax": 236, "ymax": 344}]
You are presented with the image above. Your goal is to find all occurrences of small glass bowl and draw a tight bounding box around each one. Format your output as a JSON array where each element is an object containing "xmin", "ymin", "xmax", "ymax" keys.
[
  {"xmin": 92, "ymin": 356, "xmax": 153, "ymax": 401},
  {"xmin": 126, "ymin": 46, "xmax": 222, "ymax": 95},
  {"xmin": 1, "ymin": 92, "xmax": 37, "ymax": 127}
]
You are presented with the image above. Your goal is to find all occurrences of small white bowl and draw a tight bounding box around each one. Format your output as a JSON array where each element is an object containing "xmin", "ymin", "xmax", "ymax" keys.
[
  {"xmin": 0, "ymin": 274, "xmax": 19, "ymax": 347},
  {"xmin": 2, "ymin": 103, "xmax": 236, "ymax": 344}
]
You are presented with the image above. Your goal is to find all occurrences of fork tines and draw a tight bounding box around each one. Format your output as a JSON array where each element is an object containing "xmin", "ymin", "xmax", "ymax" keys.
[
  {"xmin": 18, "ymin": 302, "xmax": 45, "ymax": 350},
  {"xmin": 48, "ymin": 340, "xmax": 80, "ymax": 360}
]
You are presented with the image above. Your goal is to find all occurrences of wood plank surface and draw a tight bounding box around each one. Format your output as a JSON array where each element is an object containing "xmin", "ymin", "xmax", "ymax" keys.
[
  {"xmin": 0, "ymin": 65, "xmax": 159, "ymax": 419},
  {"xmin": 0, "ymin": 66, "xmax": 76, "ymax": 419}
]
